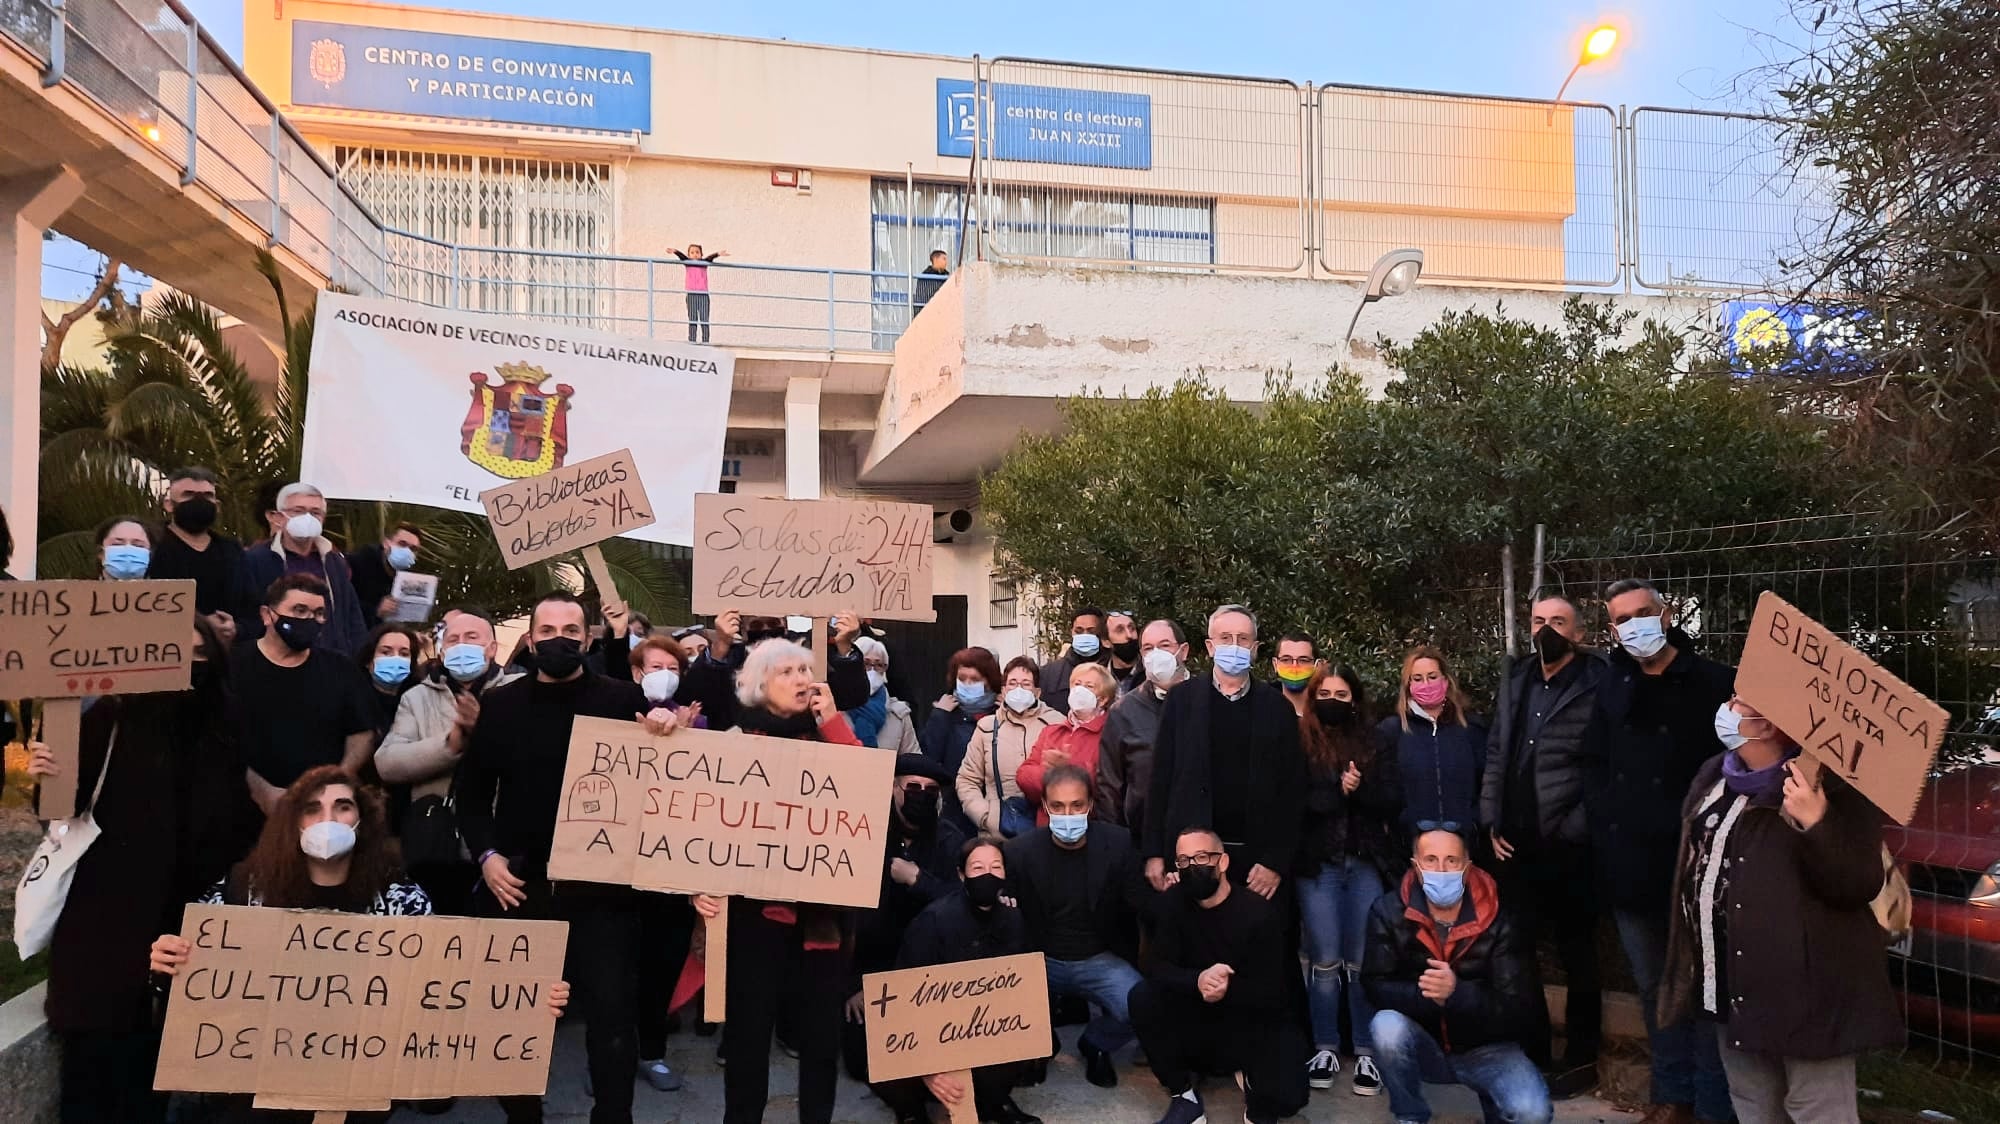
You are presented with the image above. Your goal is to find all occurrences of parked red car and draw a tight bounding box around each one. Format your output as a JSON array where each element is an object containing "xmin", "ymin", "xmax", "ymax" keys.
[{"xmin": 1883, "ymin": 764, "xmax": 2000, "ymax": 1048}]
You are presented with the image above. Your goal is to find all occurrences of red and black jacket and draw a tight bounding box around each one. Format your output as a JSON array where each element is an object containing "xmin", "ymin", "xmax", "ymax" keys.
[{"xmin": 1360, "ymin": 865, "xmax": 1539, "ymax": 1054}]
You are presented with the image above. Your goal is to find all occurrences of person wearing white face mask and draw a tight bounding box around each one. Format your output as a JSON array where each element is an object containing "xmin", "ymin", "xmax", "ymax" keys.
[
  {"xmin": 848, "ymin": 636, "xmax": 919, "ymax": 753},
  {"xmin": 1100, "ymin": 619, "xmax": 1189, "ymax": 842},
  {"xmin": 148, "ymin": 767, "xmax": 575, "ymax": 1123},
  {"xmin": 345, "ymin": 521, "xmax": 423, "ymax": 627},
  {"xmin": 1591, "ymin": 579, "xmax": 1738, "ymax": 1124},
  {"xmin": 958, "ymin": 656, "xmax": 1061, "ymax": 837},
  {"xmin": 96, "ymin": 515, "xmax": 152, "ymax": 580},
  {"xmin": 1145, "ymin": 604, "xmax": 1306, "ymax": 903},
  {"xmin": 234, "ymin": 481, "xmax": 368, "ymax": 654},
  {"xmin": 1016, "ymin": 663, "xmax": 1117, "ymax": 828},
  {"xmin": 376, "ymin": 606, "xmax": 522, "ymax": 915}
]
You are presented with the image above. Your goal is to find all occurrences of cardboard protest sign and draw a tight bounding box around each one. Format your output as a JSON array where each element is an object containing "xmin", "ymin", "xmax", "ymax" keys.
[
  {"xmin": 387, "ymin": 572, "xmax": 439, "ymax": 624},
  {"xmin": 691, "ymin": 495, "xmax": 936, "ymax": 622},
  {"xmin": 1735, "ymin": 591, "xmax": 1950, "ymax": 824},
  {"xmin": 547, "ymin": 716, "xmax": 895, "ymax": 908},
  {"xmin": 154, "ymin": 905, "xmax": 568, "ymax": 1102},
  {"xmin": 863, "ymin": 953, "xmax": 1051, "ymax": 1084},
  {"xmin": 0, "ymin": 580, "xmax": 196, "ymax": 698},
  {"xmin": 478, "ymin": 448, "xmax": 654, "ymax": 570}
]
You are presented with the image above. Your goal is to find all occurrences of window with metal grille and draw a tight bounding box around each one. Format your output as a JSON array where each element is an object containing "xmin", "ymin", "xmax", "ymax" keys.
[
  {"xmin": 869, "ymin": 179, "xmax": 1214, "ymax": 343},
  {"xmin": 337, "ymin": 147, "xmax": 615, "ymax": 324}
]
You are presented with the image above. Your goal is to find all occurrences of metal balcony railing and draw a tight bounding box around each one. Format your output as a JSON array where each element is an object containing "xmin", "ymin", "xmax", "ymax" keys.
[{"xmin": 2, "ymin": 0, "xmax": 1845, "ymax": 351}]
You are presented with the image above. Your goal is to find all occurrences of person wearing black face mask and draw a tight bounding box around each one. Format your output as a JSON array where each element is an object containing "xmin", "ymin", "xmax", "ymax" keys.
[
  {"xmin": 235, "ymin": 575, "xmax": 374, "ymax": 819},
  {"xmin": 1131, "ymin": 826, "xmax": 1309, "ymax": 1124},
  {"xmin": 869, "ymin": 838, "xmax": 1044, "ymax": 1124},
  {"xmin": 455, "ymin": 591, "xmax": 658, "ymax": 1124},
  {"xmin": 1105, "ymin": 610, "xmax": 1141, "ymax": 693},
  {"xmin": 1480, "ymin": 593, "xmax": 1609, "ymax": 1093},
  {"xmin": 843, "ymin": 756, "xmax": 970, "ymax": 1082},
  {"xmin": 149, "ymin": 466, "xmax": 245, "ymax": 646},
  {"xmin": 1295, "ymin": 665, "xmax": 1403, "ymax": 1096}
]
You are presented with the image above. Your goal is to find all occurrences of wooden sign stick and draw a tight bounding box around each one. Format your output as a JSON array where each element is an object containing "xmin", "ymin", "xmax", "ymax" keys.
[
  {"xmin": 34, "ymin": 698, "xmax": 81, "ymax": 821},
  {"xmin": 313, "ymin": 1113, "xmax": 346, "ymax": 1124},
  {"xmin": 942, "ymin": 1070, "xmax": 978, "ymax": 1124},
  {"xmin": 810, "ymin": 618, "xmax": 828, "ymax": 682},
  {"xmin": 581, "ymin": 544, "xmax": 621, "ymax": 612},
  {"xmin": 704, "ymin": 902, "xmax": 728, "ymax": 1023}
]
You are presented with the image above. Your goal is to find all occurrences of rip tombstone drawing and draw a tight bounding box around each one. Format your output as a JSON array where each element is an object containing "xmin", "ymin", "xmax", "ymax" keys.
[{"xmin": 564, "ymin": 771, "xmax": 623, "ymax": 824}]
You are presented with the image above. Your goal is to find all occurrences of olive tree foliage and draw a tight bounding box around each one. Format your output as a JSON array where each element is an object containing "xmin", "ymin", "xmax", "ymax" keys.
[
  {"xmin": 1762, "ymin": 0, "xmax": 2000, "ymax": 546},
  {"xmin": 982, "ymin": 298, "xmax": 1843, "ymax": 696}
]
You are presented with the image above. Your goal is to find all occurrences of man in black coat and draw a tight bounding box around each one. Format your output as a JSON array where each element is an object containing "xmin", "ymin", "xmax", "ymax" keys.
[
  {"xmin": 1004, "ymin": 764, "xmax": 1150, "ymax": 1089},
  {"xmin": 870, "ymin": 838, "xmax": 1042, "ymax": 1124},
  {"xmin": 1129, "ymin": 826, "xmax": 1308, "ymax": 1124},
  {"xmin": 1143, "ymin": 604, "xmax": 1306, "ymax": 900},
  {"xmin": 1479, "ymin": 593, "xmax": 1607, "ymax": 1090},
  {"xmin": 1362, "ymin": 827, "xmax": 1552, "ymax": 1124},
  {"xmin": 1590, "ymin": 579, "xmax": 1736, "ymax": 1124},
  {"xmin": 1039, "ymin": 605, "xmax": 1110, "ymax": 712}
]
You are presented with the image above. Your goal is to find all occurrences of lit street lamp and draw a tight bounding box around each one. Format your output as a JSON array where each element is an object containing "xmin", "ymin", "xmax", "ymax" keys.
[
  {"xmin": 1551, "ymin": 25, "xmax": 1619, "ymax": 116},
  {"xmin": 1341, "ymin": 247, "xmax": 1424, "ymax": 350}
]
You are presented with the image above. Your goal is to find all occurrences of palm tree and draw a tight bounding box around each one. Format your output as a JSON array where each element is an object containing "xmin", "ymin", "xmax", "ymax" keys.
[{"xmin": 37, "ymin": 253, "xmax": 689, "ymax": 624}]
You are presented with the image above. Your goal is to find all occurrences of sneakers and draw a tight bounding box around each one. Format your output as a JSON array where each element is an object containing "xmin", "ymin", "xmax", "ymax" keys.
[
  {"xmin": 1307, "ymin": 1049, "xmax": 1340, "ymax": 1089},
  {"xmin": 1154, "ymin": 1088, "xmax": 1207, "ymax": 1124},
  {"xmin": 1079, "ymin": 1035, "xmax": 1118, "ymax": 1088},
  {"xmin": 1352, "ymin": 1053, "xmax": 1381, "ymax": 1096},
  {"xmin": 638, "ymin": 1059, "xmax": 683, "ymax": 1092}
]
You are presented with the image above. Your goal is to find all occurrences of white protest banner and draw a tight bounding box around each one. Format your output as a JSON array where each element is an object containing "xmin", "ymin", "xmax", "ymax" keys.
[
  {"xmin": 691, "ymin": 495, "xmax": 937, "ymax": 622},
  {"xmin": 301, "ymin": 293, "xmax": 731, "ymax": 546},
  {"xmin": 1735, "ymin": 590, "xmax": 1950, "ymax": 824},
  {"xmin": 547, "ymin": 717, "xmax": 894, "ymax": 908},
  {"xmin": 154, "ymin": 906, "xmax": 568, "ymax": 1102}
]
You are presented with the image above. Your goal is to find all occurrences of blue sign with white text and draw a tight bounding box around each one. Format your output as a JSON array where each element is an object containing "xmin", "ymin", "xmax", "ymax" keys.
[
  {"xmin": 291, "ymin": 21, "xmax": 651, "ymax": 133},
  {"xmin": 936, "ymin": 79, "xmax": 1151, "ymax": 169},
  {"xmin": 1724, "ymin": 300, "xmax": 1865, "ymax": 375}
]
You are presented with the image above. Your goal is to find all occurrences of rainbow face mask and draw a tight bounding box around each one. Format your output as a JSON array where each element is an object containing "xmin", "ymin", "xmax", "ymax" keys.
[{"xmin": 1277, "ymin": 665, "xmax": 1313, "ymax": 692}]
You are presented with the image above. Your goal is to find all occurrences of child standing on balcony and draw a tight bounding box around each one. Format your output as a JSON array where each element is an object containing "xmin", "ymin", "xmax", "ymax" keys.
[{"xmin": 674, "ymin": 243, "xmax": 726, "ymax": 343}]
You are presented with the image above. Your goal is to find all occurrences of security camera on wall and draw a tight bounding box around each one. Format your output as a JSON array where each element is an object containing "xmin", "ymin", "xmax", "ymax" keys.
[{"xmin": 932, "ymin": 508, "xmax": 973, "ymax": 543}]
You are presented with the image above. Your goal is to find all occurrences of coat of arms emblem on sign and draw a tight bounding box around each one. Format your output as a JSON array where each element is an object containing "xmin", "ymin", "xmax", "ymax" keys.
[{"xmin": 460, "ymin": 362, "xmax": 574, "ymax": 479}]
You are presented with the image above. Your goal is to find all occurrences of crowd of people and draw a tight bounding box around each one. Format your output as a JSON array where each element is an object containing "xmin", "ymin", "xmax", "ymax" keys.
[{"xmin": 2, "ymin": 474, "xmax": 1906, "ymax": 1124}]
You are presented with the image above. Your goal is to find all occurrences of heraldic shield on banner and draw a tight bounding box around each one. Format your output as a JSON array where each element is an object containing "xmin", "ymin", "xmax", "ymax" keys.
[{"xmin": 462, "ymin": 361, "xmax": 574, "ymax": 479}]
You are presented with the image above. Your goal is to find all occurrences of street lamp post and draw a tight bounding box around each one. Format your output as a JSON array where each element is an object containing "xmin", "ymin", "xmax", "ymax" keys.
[
  {"xmin": 1550, "ymin": 25, "xmax": 1619, "ymax": 119},
  {"xmin": 1341, "ymin": 247, "xmax": 1424, "ymax": 351}
]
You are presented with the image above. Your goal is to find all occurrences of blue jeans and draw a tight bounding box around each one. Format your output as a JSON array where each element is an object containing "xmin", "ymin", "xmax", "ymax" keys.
[
  {"xmin": 1615, "ymin": 909, "xmax": 1732, "ymax": 1120},
  {"xmin": 1371, "ymin": 1009, "xmax": 1552, "ymax": 1124},
  {"xmin": 1298, "ymin": 856, "xmax": 1383, "ymax": 1052},
  {"xmin": 1045, "ymin": 951, "xmax": 1142, "ymax": 1054}
]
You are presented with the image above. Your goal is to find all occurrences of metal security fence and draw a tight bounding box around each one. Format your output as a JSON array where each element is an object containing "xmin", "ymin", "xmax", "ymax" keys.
[
  {"xmin": 1317, "ymin": 84, "xmax": 1623, "ymax": 287},
  {"xmin": 1539, "ymin": 514, "xmax": 2000, "ymax": 1085},
  {"xmin": 2, "ymin": 0, "xmax": 1877, "ymax": 342},
  {"xmin": 1627, "ymin": 106, "xmax": 1841, "ymax": 293},
  {"xmin": 975, "ymin": 57, "xmax": 1308, "ymax": 273}
]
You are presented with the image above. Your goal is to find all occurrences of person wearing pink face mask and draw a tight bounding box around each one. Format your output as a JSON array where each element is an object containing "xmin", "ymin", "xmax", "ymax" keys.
[{"xmin": 1376, "ymin": 646, "xmax": 1489, "ymax": 839}]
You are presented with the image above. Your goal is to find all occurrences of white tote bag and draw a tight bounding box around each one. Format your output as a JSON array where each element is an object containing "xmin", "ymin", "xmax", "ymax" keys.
[{"xmin": 13, "ymin": 727, "xmax": 115, "ymax": 959}]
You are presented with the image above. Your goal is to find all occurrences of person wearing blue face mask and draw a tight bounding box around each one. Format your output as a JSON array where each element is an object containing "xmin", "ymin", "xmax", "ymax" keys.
[
  {"xmin": 1003, "ymin": 765, "xmax": 1150, "ymax": 1091},
  {"xmin": 1362, "ymin": 826, "xmax": 1552, "ymax": 1124},
  {"xmin": 1659, "ymin": 699, "xmax": 1901, "ymax": 1124},
  {"xmin": 1038, "ymin": 606, "xmax": 1110, "ymax": 712},
  {"xmin": 354, "ymin": 622, "xmax": 423, "ymax": 743},
  {"xmin": 377, "ymin": 607, "xmax": 521, "ymax": 917},
  {"xmin": 1589, "ymin": 579, "xmax": 1737, "ymax": 1124},
  {"xmin": 346, "ymin": 522, "xmax": 424, "ymax": 627},
  {"xmin": 96, "ymin": 516, "xmax": 152, "ymax": 580},
  {"xmin": 920, "ymin": 647, "xmax": 1003, "ymax": 832},
  {"xmin": 1144, "ymin": 604, "xmax": 1306, "ymax": 904}
]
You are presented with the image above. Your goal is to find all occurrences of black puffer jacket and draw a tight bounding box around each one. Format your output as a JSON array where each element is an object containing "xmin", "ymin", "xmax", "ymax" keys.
[
  {"xmin": 1361, "ymin": 866, "xmax": 1539, "ymax": 1055},
  {"xmin": 1480, "ymin": 652, "xmax": 1608, "ymax": 845}
]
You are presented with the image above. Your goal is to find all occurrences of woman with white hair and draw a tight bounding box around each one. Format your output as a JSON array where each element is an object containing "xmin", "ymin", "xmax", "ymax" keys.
[
  {"xmin": 847, "ymin": 635, "xmax": 920, "ymax": 753},
  {"xmin": 691, "ymin": 638, "xmax": 864, "ymax": 1124}
]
